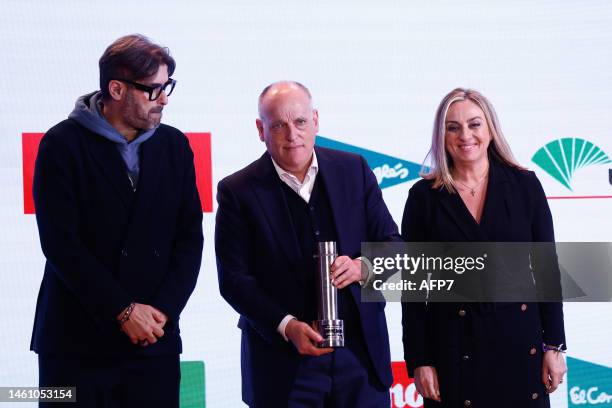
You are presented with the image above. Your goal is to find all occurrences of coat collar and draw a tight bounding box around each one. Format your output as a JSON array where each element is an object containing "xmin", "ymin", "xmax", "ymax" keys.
[
  {"xmin": 86, "ymin": 130, "xmax": 133, "ymax": 208},
  {"xmin": 251, "ymin": 151, "xmax": 302, "ymax": 261},
  {"xmin": 438, "ymin": 158, "xmax": 512, "ymax": 241},
  {"xmin": 129, "ymin": 132, "xmax": 164, "ymax": 217},
  {"xmin": 250, "ymin": 147, "xmax": 351, "ymax": 260},
  {"xmin": 86, "ymin": 126, "xmax": 163, "ymax": 212},
  {"xmin": 315, "ymin": 147, "xmax": 351, "ymax": 256}
]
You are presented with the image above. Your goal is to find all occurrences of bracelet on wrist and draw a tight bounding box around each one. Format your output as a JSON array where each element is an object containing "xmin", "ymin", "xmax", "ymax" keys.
[
  {"xmin": 118, "ymin": 302, "xmax": 135, "ymax": 325},
  {"xmin": 542, "ymin": 343, "xmax": 566, "ymax": 353}
]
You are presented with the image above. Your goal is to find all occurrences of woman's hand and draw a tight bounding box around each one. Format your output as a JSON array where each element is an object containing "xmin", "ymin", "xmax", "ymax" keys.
[
  {"xmin": 414, "ymin": 366, "xmax": 441, "ymax": 402},
  {"xmin": 542, "ymin": 350, "xmax": 567, "ymax": 393}
]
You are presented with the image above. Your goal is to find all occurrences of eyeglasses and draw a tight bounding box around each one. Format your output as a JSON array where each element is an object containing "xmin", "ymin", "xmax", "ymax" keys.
[{"xmin": 112, "ymin": 78, "xmax": 176, "ymax": 101}]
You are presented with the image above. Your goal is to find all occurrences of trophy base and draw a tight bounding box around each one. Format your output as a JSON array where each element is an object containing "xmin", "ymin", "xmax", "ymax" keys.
[{"xmin": 315, "ymin": 319, "xmax": 344, "ymax": 348}]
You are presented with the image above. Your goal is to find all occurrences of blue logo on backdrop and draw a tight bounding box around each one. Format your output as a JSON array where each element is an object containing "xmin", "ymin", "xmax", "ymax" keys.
[
  {"xmin": 315, "ymin": 136, "xmax": 424, "ymax": 189},
  {"xmin": 567, "ymin": 357, "xmax": 612, "ymax": 406}
]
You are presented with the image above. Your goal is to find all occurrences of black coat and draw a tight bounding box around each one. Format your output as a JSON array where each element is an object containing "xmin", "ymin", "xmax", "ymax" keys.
[
  {"xmin": 401, "ymin": 159, "xmax": 566, "ymax": 408},
  {"xmin": 31, "ymin": 119, "xmax": 203, "ymax": 357}
]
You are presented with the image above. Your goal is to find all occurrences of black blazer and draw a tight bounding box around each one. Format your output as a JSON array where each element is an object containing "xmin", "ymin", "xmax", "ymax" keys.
[
  {"xmin": 31, "ymin": 119, "xmax": 203, "ymax": 356},
  {"xmin": 401, "ymin": 159, "xmax": 566, "ymax": 407},
  {"xmin": 215, "ymin": 147, "xmax": 401, "ymax": 404}
]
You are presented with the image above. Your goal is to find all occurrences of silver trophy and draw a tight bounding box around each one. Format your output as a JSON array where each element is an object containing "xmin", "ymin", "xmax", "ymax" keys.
[{"xmin": 314, "ymin": 241, "xmax": 344, "ymax": 347}]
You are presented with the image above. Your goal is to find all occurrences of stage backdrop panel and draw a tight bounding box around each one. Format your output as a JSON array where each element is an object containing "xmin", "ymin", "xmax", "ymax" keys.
[{"xmin": 1, "ymin": 1, "xmax": 611, "ymax": 407}]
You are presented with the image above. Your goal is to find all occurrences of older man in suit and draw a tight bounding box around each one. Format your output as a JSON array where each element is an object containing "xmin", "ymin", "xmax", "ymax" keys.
[
  {"xmin": 215, "ymin": 81, "xmax": 401, "ymax": 407},
  {"xmin": 31, "ymin": 34, "xmax": 203, "ymax": 407}
]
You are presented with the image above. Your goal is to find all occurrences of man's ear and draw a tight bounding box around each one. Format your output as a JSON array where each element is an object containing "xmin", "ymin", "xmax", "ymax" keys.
[
  {"xmin": 256, "ymin": 118, "xmax": 265, "ymax": 142},
  {"xmin": 108, "ymin": 80, "xmax": 125, "ymax": 101},
  {"xmin": 312, "ymin": 109, "xmax": 319, "ymax": 133}
]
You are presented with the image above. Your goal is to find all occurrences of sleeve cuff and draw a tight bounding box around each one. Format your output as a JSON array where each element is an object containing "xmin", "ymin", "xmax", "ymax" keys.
[
  {"xmin": 277, "ymin": 314, "xmax": 297, "ymax": 341},
  {"xmin": 357, "ymin": 256, "xmax": 373, "ymax": 287}
]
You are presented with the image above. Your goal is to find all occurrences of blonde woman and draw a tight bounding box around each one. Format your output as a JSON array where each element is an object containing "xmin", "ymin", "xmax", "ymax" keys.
[{"xmin": 401, "ymin": 88, "xmax": 567, "ymax": 407}]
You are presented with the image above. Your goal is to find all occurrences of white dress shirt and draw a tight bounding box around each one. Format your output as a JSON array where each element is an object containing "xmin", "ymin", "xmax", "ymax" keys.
[{"xmin": 271, "ymin": 151, "xmax": 319, "ymax": 203}]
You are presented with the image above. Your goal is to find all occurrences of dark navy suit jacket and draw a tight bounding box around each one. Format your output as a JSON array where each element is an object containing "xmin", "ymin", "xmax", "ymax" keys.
[
  {"xmin": 31, "ymin": 118, "xmax": 203, "ymax": 357},
  {"xmin": 215, "ymin": 147, "xmax": 401, "ymax": 404}
]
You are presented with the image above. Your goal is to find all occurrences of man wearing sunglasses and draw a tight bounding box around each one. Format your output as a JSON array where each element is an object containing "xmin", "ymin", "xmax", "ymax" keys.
[{"xmin": 31, "ymin": 34, "xmax": 203, "ymax": 407}]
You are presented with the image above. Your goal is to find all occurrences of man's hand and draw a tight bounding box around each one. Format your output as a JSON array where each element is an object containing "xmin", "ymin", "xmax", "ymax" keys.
[
  {"xmin": 330, "ymin": 256, "xmax": 362, "ymax": 289},
  {"xmin": 414, "ymin": 366, "xmax": 441, "ymax": 402},
  {"xmin": 118, "ymin": 303, "xmax": 167, "ymax": 346},
  {"xmin": 285, "ymin": 319, "xmax": 334, "ymax": 356},
  {"xmin": 152, "ymin": 307, "xmax": 168, "ymax": 328},
  {"xmin": 542, "ymin": 350, "xmax": 567, "ymax": 393}
]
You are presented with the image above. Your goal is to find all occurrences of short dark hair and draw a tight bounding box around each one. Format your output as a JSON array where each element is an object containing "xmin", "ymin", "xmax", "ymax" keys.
[{"xmin": 99, "ymin": 34, "xmax": 176, "ymax": 99}]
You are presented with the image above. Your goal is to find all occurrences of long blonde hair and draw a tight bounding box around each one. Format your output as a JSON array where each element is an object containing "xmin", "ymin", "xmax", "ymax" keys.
[{"xmin": 422, "ymin": 88, "xmax": 524, "ymax": 193}]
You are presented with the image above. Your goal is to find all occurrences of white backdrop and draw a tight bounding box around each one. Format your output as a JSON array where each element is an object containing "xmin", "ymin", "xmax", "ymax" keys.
[{"xmin": 1, "ymin": 1, "xmax": 611, "ymax": 407}]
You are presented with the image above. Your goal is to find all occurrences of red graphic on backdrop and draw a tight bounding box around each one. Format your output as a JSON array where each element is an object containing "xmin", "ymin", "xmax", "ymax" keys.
[
  {"xmin": 390, "ymin": 361, "xmax": 423, "ymax": 408},
  {"xmin": 22, "ymin": 133, "xmax": 43, "ymax": 214},
  {"xmin": 186, "ymin": 132, "xmax": 213, "ymax": 212},
  {"xmin": 22, "ymin": 132, "xmax": 213, "ymax": 214}
]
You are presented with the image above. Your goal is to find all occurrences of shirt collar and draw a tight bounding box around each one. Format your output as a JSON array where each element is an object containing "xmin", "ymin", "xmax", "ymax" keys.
[{"xmin": 271, "ymin": 150, "xmax": 318, "ymax": 185}]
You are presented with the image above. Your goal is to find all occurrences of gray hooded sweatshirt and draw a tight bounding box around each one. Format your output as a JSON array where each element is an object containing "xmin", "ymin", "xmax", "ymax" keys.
[{"xmin": 68, "ymin": 91, "xmax": 157, "ymax": 190}]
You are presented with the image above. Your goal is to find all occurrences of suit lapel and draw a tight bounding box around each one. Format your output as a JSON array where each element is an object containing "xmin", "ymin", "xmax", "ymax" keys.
[
  {"xmin": 316, "ymin": 148, "xmax": 351, "ymax": 255},
  {"xmin": 479, "ymin": 160, "xmax": 512, "ymax": 241},
  {"xmin": 316, "ymin": 148, "xmax": 364, "ymax": 306},
  {"xmin": 85, "ymin": 131, "xmax": 133, "ymax": 208},
  {"xmin": 439, "ymin": 159, "xmax": 512, "ymax": 242},
  {"xmin": 251, "ymin": 152, "xmax": 302, "ymax": 261},
  {"xmin": 131, "ymin": 131, "xmax": 164, "ymax": 218},
  {"xmin": 439, "ymin": 189, "xmax": 487, "ymax": 241}
]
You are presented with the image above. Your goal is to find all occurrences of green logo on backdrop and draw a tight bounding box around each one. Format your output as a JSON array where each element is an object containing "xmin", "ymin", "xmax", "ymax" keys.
[
  {"xmin": 531, "ymin": 138, "xmax": 611, "ymax": 191},
  {"xmin": 180, "ymin": 361, "xmax": 205, "ymax": 408}
]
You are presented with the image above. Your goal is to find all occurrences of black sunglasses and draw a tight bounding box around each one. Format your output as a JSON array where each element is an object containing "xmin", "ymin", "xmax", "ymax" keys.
[{"xmin": 112, "ymin": 78, "xmax": 176, "ymax": 101}]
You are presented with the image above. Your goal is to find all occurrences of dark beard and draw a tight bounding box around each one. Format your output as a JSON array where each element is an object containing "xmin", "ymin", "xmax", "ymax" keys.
[{"xmin": 124, "ymin": 91, "xmax": 161, "ymax": 131}]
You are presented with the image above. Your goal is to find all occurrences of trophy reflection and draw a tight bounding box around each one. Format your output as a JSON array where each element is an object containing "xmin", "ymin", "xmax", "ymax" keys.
[{"xmin": 314, "ymin": 241, "xmax": 344, "ymax": 348}]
